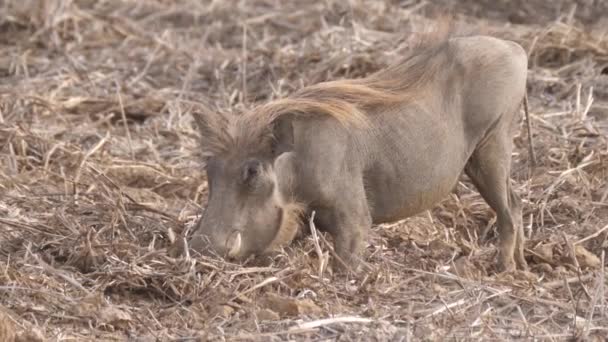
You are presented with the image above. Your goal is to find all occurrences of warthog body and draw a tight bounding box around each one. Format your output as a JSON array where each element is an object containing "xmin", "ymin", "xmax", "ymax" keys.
[{"xmin": 191, "ymin": 34, "xmax": 530, "ymax": 272}]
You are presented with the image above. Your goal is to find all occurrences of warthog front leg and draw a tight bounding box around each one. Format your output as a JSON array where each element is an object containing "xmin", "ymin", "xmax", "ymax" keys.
[
  {"xmin": 313, "ymin": 194, "xmax": 371, "ymax": 272},
  {"xmin": 333, "ymin": 218, "xmax": 368, "ymax": 270}
]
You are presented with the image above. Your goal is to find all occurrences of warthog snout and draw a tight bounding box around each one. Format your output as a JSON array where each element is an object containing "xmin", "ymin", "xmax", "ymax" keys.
[{"xmin": 189, "ymin": 229, "xmax": 242, "ymax": 259}]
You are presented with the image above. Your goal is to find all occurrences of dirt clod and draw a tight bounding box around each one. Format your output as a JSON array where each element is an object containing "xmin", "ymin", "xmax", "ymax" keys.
[
  {"xmin": 574, "ymin": 245, "xmax": 602, "ymax": 269},
  {"xmin": 260, "ymin": 294, "xmax": 322, "ymax": 318},
  {"xmin": 255, "ymin": 309, "xmax": 281, "ymax": 321},
  {"xmin": 0, "ymin": 308, "xmax": 16, "ymax": 342}
]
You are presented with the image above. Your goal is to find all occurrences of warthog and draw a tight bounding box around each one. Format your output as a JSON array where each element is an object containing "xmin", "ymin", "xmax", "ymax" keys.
[{"xmin": 190, "ymin": 33, "xmax": 532, "ymax": 272}]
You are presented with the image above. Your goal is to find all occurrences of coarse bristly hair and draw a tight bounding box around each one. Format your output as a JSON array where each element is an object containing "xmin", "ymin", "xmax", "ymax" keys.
[
  {"xmin": 193, "ymin": 19, "xmax": 454, "ymax": 157},
  {"xmin": 262, "ymin": 201, "xmax": 307, "ymax": 253}
]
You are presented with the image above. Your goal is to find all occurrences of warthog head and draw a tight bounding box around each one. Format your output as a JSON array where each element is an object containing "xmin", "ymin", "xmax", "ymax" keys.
[{"xmin": 190, "ymin": 110, "xmax": 304, "ymax": 260}]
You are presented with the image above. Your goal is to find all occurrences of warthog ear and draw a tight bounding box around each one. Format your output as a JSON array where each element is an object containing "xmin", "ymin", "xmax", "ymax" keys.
[
  {"xmin": 274, "ymin": 151, "xmax": 296, "ymax": 195},
  {"xmin": 191, "ymin": 107, "xmax": 229, "ymax": 155},
  {"xmin": 270, "ymin": 115, "xmax": 294, "ymax": 157}
]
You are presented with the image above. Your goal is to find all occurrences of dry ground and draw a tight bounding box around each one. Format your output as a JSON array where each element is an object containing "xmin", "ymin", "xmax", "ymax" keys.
[{"xmin": 1, "ymin": 0, "xmax": 607, "ymax": 341}]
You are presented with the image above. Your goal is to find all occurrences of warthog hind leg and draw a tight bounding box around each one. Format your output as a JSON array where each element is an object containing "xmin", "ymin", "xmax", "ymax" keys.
[{"xmin": 465, "ymin": 124, "xmax": 527, "ymax": 272}]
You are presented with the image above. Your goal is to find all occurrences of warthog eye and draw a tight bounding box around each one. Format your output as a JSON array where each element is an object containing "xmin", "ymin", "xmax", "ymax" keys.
[{"xmin": 242, "ymin": 160, "xmax": 262, "ymax": 183}]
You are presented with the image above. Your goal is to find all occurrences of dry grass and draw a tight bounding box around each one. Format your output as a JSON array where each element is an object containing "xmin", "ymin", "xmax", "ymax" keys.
[{"xmin": 0, "ymin": 0, "xmax": 607, "ymax": 340}]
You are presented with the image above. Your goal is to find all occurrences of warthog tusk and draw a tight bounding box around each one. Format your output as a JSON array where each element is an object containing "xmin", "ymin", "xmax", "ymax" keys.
[{"xmin": 227, "ymin": 232, "xmax": 242, "ymax": 258}]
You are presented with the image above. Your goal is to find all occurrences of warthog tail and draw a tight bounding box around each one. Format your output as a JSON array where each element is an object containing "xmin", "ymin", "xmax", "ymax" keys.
[{"xmin": 523, "ymin": 92, "xmax": 537, "ymax": 167}]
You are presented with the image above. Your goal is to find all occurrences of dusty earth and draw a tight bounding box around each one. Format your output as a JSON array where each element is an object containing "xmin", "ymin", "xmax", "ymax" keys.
[{"xmin": 0, "ymin": 0, "xmax": 607, "ymax": 341}]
